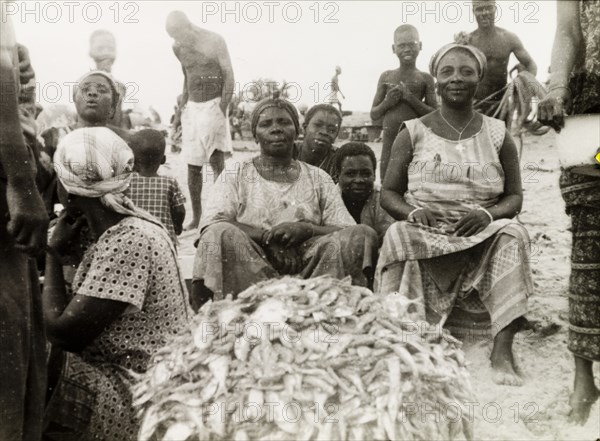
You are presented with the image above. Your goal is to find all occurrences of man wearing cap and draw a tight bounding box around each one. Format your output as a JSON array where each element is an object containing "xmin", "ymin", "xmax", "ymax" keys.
[{"xmin": 166, "ymin": 11, "xmax": 235, "ymax": 231}]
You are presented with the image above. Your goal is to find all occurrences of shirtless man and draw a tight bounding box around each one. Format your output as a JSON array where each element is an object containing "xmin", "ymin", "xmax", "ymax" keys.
[
  {"xmin": 89, "ymin": 29, "xmax": 131, "ymax": 129},
  {"xmin": 166, "ymin": 11, "xmax": 234, "ymax": 230},
  {"xmin": 469, "ymin": 0, "xmax": 537, "ymax": 116},
  {"xmin": 371, "ymin": 25, "xmax": 437, "ymax": 182}
]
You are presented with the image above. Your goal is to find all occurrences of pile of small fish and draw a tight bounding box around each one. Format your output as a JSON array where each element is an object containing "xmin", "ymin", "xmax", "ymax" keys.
[{"xmin": 133, "ymin": 276, "xmax": 474, "ymax": 441}]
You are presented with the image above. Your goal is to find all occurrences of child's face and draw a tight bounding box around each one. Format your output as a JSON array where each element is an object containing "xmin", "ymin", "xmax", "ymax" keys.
[{"xmin": 392, "ymin": 32, "xmax": 421, "ymax": 64}]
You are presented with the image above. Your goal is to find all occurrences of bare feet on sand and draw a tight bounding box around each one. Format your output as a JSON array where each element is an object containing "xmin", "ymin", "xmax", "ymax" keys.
[
  {"xmin": 490, "ymin": 320, "xmax": 523, "ymax": 386},
  {"xmin": 491, "ymin": 345, "xmax": 523, "ymax": 386},
  {"xmin": 568, "ymin": 357, "xmax": 600, "ymax": 425},
  {"xmin": 568, "ymin": 386, "xmax": 600, "ymax": 425}
]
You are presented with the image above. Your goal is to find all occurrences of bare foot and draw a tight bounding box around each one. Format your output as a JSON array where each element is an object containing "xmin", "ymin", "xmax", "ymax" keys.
[
  {"xmin": 491, "ymin": 343, "xmax": 523, "ymax": 386},
  {"xmin": 184, "ymin": 221, "xmax": 199, "ymax": 231},
  {"xmin": 568, "ymin": 383, "xmax": 600, "ymax": 425},
  {"xmin": 491, "ymin": 320, "xmax": 523, "ymax": 386}
]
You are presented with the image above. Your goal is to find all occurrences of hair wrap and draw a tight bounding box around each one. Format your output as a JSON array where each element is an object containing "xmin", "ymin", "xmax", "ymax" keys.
[
  {"xmin": 250, "ymin": 98, "xmax": 300, "ymax": 138},
  {"xmin": 429, "ymin": 42, "xmax": 487, "ymax": 80},
  {"xmin": 54, "ymin": 127, "xmax": 161, "ymax": 228}
]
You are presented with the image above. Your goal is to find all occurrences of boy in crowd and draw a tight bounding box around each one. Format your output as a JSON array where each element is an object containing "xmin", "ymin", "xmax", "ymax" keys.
[
  {"xmin": 127, "ymin": 129, "xmax": 186, "ymax": 246},
  {"xmin": 336, "ymin": 142, "xmax": 394, "ymax": 245},
  {"xmin": 371, "ymin": 24, "xmax": 437, "ymax": 182}
]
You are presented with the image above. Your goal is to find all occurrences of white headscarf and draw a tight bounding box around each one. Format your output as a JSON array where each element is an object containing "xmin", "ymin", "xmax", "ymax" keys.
[{"xmin": 54, "ymin": 127, "xmax": 158, "ymax": 225}]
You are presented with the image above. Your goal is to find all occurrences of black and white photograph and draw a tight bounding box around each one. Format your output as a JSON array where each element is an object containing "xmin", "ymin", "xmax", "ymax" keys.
[{"xmin": 1, "ymin": 0, "xmax": 599, "ymax": 440}]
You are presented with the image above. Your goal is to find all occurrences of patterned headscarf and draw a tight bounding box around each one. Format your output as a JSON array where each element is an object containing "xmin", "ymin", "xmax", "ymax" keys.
[
  {"xmin": 250, "ymin": 98, "xmax": 300, "ymax": 138},
  {"xmin": 54, "ymin": 127, "xmax": 159, "ymax": 226},
  {"xmin": 429, "ymin": 42, "xmax": 487, "ymax": 80}
]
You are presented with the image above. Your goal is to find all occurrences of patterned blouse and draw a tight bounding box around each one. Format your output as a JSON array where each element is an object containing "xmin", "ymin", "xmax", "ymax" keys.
[
  {"xmin": 72, "ymin": 216, "xmax": 190, "ymax": 373},
  {"xmin": 200, "ymin": 159, "xmax": 355, "ymax": 231}
]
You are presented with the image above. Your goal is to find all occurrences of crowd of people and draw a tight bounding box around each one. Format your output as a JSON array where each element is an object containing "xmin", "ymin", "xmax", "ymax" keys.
[{"xmin": 1, "ymin": 0, "xmax": 598, "ymax": 439}]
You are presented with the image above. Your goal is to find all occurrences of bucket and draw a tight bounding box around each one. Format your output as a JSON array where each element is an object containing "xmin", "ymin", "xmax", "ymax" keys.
[{"xmin": 555, "ymin": 114, "xmax": 600, "ymax": 168}]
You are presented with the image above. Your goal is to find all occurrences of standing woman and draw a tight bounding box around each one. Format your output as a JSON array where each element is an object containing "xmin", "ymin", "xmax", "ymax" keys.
[
  {"xmin": 538, "ymin": 0, "xmax": 600, "ymax": 425},
  {"xmin": 378, "ymin": 42, "xmax": 533, "ymax": 386}
]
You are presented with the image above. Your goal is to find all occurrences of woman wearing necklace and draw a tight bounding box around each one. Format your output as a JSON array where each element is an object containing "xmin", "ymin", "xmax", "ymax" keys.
[
  {"xmin": 377, "ymin": 42, "xmax": 533, "ymax": 386},
  {"xmin": 191, "ymin": 98, "xmax": 378, "ymax": 306}
]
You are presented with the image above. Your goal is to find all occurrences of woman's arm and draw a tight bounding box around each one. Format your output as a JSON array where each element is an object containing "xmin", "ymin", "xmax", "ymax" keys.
[
  {"xmin": 548, "ymin": 0, "xmax": 581, "ymax": 90},
  {"xmin": 488, "ymin": 131, "xmax": 523, "ymax": 220},
  {"xmin": 43, "ymin": 254, "xmax": 128, "ymax": 352},
  {"xmin": 538, "ymin": 0, "xmax": 581, "ymax": 130},
  {"xmin": 381, "ymin": 128, "xmax": 437, "ymax": 226}
]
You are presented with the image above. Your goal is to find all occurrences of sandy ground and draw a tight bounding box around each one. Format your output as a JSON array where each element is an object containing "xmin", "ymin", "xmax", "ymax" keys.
[{"xmin": 164, "ymin": 131, "xmax": 599, "ymax": 440}]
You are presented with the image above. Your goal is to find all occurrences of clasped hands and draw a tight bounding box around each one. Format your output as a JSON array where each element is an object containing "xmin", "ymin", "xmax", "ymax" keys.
[
  {"xmin": 408, "ymin": 207, "xmax": 492, "ymax": 237},
  {"xmin": 384, "ymin": 82, "xmax": 411, "ymax": 106},
  {"xmin": 261, "ymin": 222, "xmax": 313, "ymax": 275}
]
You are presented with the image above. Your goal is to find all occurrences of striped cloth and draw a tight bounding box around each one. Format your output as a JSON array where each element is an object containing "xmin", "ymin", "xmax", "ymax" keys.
[{"xmin": 374, "ymin": 115, "xmax": 533, "ymax": 338}]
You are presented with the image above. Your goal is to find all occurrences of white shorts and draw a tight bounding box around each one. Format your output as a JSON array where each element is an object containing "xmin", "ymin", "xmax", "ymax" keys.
[{"xmin": 181, "ymin": 97, "xmax": 233, "ymax": 167}]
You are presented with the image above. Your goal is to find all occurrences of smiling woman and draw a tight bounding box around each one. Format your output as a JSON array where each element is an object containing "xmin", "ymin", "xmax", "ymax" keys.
[
  {"xmin": 377, "ymin": 41, "xmax": 534, "ymax": 387},
  {"xmin": 191, "ymin": 98, "xmax": 378, "ymax": 307}
]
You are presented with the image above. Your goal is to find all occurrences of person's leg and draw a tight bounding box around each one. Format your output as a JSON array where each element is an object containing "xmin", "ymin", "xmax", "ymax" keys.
[
  {"xmin": 193, "ymin": 222, "xmax": 277, "ymax": 302},
  {"xmin": 300, "ymin": 225, "xmax": 378, "ymax": 287},
  {"xmin": 569, "ymin": 355, "xmax": 600, "ymax": 424},
  {"xmin": 490, "ymin": 317, "xmax": 526, "ymax": 386},
  {"xmin": 379, "ymin": 126, "xmax": 398, "ymax": 183},
  {"xmin": 185, "ymin": 164, "xmax": 203, "ymax": 231},
  {"xmin": 565, "ymin": 202, "xmax": 600, "ymax": 423},
  {"xmin": 471, "ymin": 226, "xmax": 533, "ymax": 385},
  {"xmin": 190, "ymin": 280, "xmax": 214, "ymax": 312},
  {"xmin": 209, "ymin": 150, "xmax": 226, "ymax": 182}
]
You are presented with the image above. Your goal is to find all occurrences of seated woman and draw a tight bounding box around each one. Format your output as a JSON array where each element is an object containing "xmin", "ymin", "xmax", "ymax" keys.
[
  {"xmin": 376, "ymin": 42, "xmax": 533, "ymax": 386},
  {"xmin": 43, "ymin": 127, "xmax": 191, "ymax": 441},
  {"xmin": 336, "ymin": 142, "xmax": 394, "ymax": 244},
  {"xmin": 294, "ymin": 103, "xmax": 343, "ymax": 181},
  {"xmin": 48, "ymin": 71, "xmax": 134, "ymax": 285},
  {"xmin": 192, "ymin": 98, "xmax": 378, "ymax": 305}
]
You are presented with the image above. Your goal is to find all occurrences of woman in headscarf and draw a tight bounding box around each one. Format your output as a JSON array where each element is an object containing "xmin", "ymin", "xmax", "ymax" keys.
[
  {"xmin": 191, "ymin": 98, "xmax": 378, "ymax": 308},
  {"xmin": 538, "ymin": 0, "xmax": 600, "ymax": 424},
  {"xmin": 376, "ymin": 42, "xmax": 533, "ymax": 386},
  {"xmin": 42, "ymin": 127, "xmax": 191, "ymax": 441}
]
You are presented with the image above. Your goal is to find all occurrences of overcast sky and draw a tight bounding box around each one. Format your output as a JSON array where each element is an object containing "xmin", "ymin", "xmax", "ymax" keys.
[{"xmin": 9, "ymin": 0, "xmax": 556, "ymax": 121}]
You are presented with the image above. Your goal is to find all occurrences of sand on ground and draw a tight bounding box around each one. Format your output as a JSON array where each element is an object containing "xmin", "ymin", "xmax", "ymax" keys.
[{"xmin": 165, "ymin": 131, "xmax": 599, "ymax": 441}]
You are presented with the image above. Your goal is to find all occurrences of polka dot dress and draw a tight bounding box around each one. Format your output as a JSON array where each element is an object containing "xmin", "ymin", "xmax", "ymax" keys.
[{"xmin": 65, "ymin": 217, "xmax": 190, "ymax": 440}]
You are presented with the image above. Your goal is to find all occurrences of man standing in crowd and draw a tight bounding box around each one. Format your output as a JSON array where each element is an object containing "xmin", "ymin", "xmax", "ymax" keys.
[
  {"xmin": 166, "ymin": 10, "xmax": 235, "ymax": 231},
  {"xmin": 0, "ymin": 6, "xmax": 49, "ymax": 440}
]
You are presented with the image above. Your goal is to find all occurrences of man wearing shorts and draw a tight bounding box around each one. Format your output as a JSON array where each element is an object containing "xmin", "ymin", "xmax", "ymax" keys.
[{"xmin": 167, "ymin": 11, "xmax": 235, "ymax": 230}]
